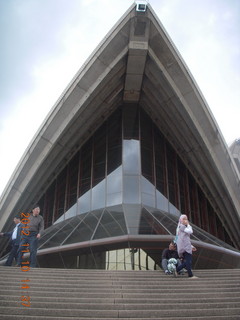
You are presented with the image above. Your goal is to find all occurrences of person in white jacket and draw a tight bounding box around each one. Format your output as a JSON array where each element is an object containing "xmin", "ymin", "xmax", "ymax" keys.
[{"xmin": 174, "ymin": 214, "xmax": 198, "ymax": 279}]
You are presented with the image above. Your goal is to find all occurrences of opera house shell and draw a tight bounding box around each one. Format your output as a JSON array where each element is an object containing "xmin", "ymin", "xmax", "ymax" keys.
[{"xmin": 0, "ymin": 2, "xmax": 240, "ymax": 270}]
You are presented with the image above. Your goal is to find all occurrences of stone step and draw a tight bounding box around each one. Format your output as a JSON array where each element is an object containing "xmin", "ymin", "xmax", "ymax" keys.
[
  {"xmin": 1, "ymin": 289, "xmax": 238, "ymax": 299},
  {"xmin": 1, "ymin": 286, "xmax": 238, "ymax": 296},
  {"xmin": 0, "ymin": 266, "xmax": 239, "ymax": 320},
  {"xmin": 1, "ymin": 294, "xmax": 239, "ymax": 304},
  {"xmin": 1, "ymin": 300, "xmax": 240, "ymax": 310},
  {"xmin": 1, "ymin": 270, "xmax": 239, "ymax": 281},
  {"xmin": 1, "ymin": 316, "xmax": 240, "ymax": 320},
  {"xmin": 0, "ymin": 306, "xmax": 240, "ymax": 318},
  {"xmin": 1, "ymin": 269, "xmax": 239, "ymax": 283},
  {"xmin": 1, "ymin": 272, "xmax": 239, "ymax": 280},
  {"xmin": 2, "ymin": 278, "xmax": 239, "ymax": 287},
  {"xmin": 1, "ymin": 279, "xmax": 239, "ymax": 289},
  {"xmin": 1, "ymin": 266, "xmax": 239, "ymax": 276}
]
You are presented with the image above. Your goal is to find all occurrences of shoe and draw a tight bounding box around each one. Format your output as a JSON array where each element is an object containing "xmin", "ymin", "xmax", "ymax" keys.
[
  {"xmin": 189, "ymin": 275, "xmax": 199, "ymax": 279},
  {"xmin": 165, "ymin": 270, "xmax": 170, "ymax": 275}
]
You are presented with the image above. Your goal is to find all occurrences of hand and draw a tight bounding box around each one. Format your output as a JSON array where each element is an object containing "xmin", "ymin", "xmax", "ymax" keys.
[
  {"xmin": 36, "ymin": 233, "xmax": 41, "ymax": 239},
  {"xmin": 192, "ymin": 246, "xmax": 197, "ymax": 252}
]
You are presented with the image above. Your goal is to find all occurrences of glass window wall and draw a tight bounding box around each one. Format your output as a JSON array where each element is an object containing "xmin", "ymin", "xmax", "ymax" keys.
[{"xmin": 37, "ymin": 105, "xmax": 234, "ymax": 248}]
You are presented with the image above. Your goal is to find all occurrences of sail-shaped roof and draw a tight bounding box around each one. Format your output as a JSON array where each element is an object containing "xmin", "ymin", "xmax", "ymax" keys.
[{"xmin": 0, "ymin": 3, "xmax": 239, "ymax": 259}]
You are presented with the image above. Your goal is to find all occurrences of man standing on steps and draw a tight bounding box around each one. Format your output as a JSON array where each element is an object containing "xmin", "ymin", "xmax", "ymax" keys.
[
  {"xmin": 0, "ymin": 215, "xmax": 22, "ymax": 266},
  {"xmin": 17, "ymin": 204, "xmax": 44, "ymax": 268}
]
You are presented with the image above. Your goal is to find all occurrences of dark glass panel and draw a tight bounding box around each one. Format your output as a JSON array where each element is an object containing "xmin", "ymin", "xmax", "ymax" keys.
[
  {"xmin": 64, "ymin": 210, "xmax": 102, "ymax": 244},
  {"xmin": 151, "ymin": 209, "xmax": 177, "ymax": 235},
  {"xmin": 107, "ymin": 109, "xmax": 122, "ymax": 174},
  {"xmin": 188, "ymin": 223, "xmax": 224, "ymax": 245},
  {"xmin": 39, "ymin": 217, "xmax": 81, "ymax": 249},
  {"xmin": 140, "ymin": 109, "xmax": 154, "ymax": 184},
  {"xmin": 78, "ymin": 251, "xmax": 106, "ymax": 269},
  {"xmin": 198, "ymin": 187, "xmax": 208, "ymax": 230},
  {"xmin": 194, "ymin": 224, "xmax": 236, "ymax": 249},
  {"xmin": 38, "ymin": 219, "xmax": 72, "ymax": 249},
  {"xmin": 178, "ymin": 158, "xmax": 188, "ymax": 214},
  {"xmin": 188, "ymin": 173, "xmax": 200, "ymax": 225},
  {"xmin": 166, "ymin": 145, "xmax": 178, "ymax": 208},
  {"xmin": 108, "ymin": 206, "xmax": 127, "ymax": 234},
  {"xmin": 92, "ymin": 123, "xmax": 106, "ymax": 187},
  {"xmin": 107, "ymin": 147, "xmax": 122, "ymax": 174},
  {"xmin": 154, "ymin": 128, "xmax": 167, "ymax": 197},
  {"xmin": 188, "ymin": 174, "xmax": 195, "ymax": 222},
  {"xmin": 79, "ymin": 139, "xmax": 92, "ymax": 196},
  {"xmin": 123, "ymin": 104, "xmax": 139, "ymax": 139},
  {"xmin": 139, "ymin": 208, "xmax": 168, "ymax": 235},
  {"xmin": 207, "ymin": 202, "xmax": 217, "ymax": 237},
  {"xmin": 141, "ymin": 176, "xmax": 155, "ymax": 207},
  {"xmin": 122, "ymin": 203, "xmax": 142, "ymax": 235},
  {"xmin": 38, "ymin": 197, "xmax": 45, "ymax": 221},
  {"xmin": 148, "ymin": 207, "xmax": 236, "ymax": 250},
  {"xmin": 42, "ymin": 181, "xmax": 56, "ymax": 228},
  {"xmin": 38, "ymin": 222, "xmax": 64, "ymax": 248},
  {"xmin": 54, "ymin": 167, "xmax": 67, "ymax": 221},
  {"xmin": 215, "ymin": 214, "xmax": 225, "ymax": 241},
  {"xmin": 93, "ymin": 208, "xmax": 127, "ymax": 239},
  {"xmin": 141, "ymin": 146, "xmax": 154, "ymax": 182},
  {"xmin": 224, "ymin": 228, "xmax": 233, "ymax": 247},
  {"xmin": 66, "ymin": 152, "xmax": 80, "ymax": 210},
  {"xmin": 37, "ymin": 180, "xmax": 55, "ymax": 228}
]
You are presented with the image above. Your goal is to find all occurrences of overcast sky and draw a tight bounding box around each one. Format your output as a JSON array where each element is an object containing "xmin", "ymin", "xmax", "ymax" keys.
[{"xmin": 0, "ymin": 0, "xmax": 239, "ymax": 197}]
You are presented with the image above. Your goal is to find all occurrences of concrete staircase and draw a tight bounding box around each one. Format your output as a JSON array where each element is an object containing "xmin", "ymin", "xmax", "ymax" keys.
[{"xmin": 0, "ymin": 266, "xmax": 239, "ymax": 320}]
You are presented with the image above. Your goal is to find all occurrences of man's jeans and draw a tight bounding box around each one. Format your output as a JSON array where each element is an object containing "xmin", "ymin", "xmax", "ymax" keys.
[
  {"xmin": 176, "ymin": 252, "xmax": 193, "ymax": 277},
  {"xmin": 17, "ymin": 232, "xmax": 39, "ymax": 267},
  {"xmin": 5, "ymin": 241, "xmax": 19, "ymax": 266}
]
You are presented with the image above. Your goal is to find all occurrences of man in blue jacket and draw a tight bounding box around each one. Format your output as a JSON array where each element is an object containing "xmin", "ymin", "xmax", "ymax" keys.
[{"xmin": 0, "ymin": 215, "xmax": 22, "ymax": 266}]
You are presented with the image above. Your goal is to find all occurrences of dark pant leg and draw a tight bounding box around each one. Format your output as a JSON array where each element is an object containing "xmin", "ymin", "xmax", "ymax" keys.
[
  {"xmin": 5, "ymin": 244, "xmax": 19, "ymax": 266},
  {"xmin": 176, "ymin": 258, "xmax": 186, "ymax": 273},
  {"xmin": 183, "ymin": 252, "xmax": 193, "ymax": 277},
  {"xmin": 161, "ymin": 258, "xmax": 168, "ymax": 271},
  {"xmin": 28, "ymin": 234, "xmax": 38, "ymax": 267},
  {"xmin": 17, "ymin": 236, "xmax": 30, "ymax": 266}
]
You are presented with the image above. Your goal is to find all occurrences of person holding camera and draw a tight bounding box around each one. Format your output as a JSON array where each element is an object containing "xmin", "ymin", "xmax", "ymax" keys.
[{"xmin": 174, "ymin": 214, "xmax": 198, "ymax": 279}]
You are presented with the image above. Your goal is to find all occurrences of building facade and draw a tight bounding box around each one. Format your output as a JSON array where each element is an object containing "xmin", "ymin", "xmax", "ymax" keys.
[
  {"xmin": 230, "ymin": 139, "xmax": 240, "ymax": 173},
  {"xmin": 0, "ymin": 2, "xmax": 240, "ymax": 269}
]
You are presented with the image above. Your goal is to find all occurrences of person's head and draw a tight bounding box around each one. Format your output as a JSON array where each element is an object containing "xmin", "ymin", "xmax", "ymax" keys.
[
  {"xmin": 169, "ymin": 241, "xmax": 176, "ymax": 251},
  {"xmin": 31, "ymin": 204, "xmax": 40, "ymax": 216},
  {"xmin": 179, "ymin": 214, "xmax": 188, "ymax": 225},
  {"xmin": 13, "ymin": 216, "xmax": 21, "ymax": 224}
]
